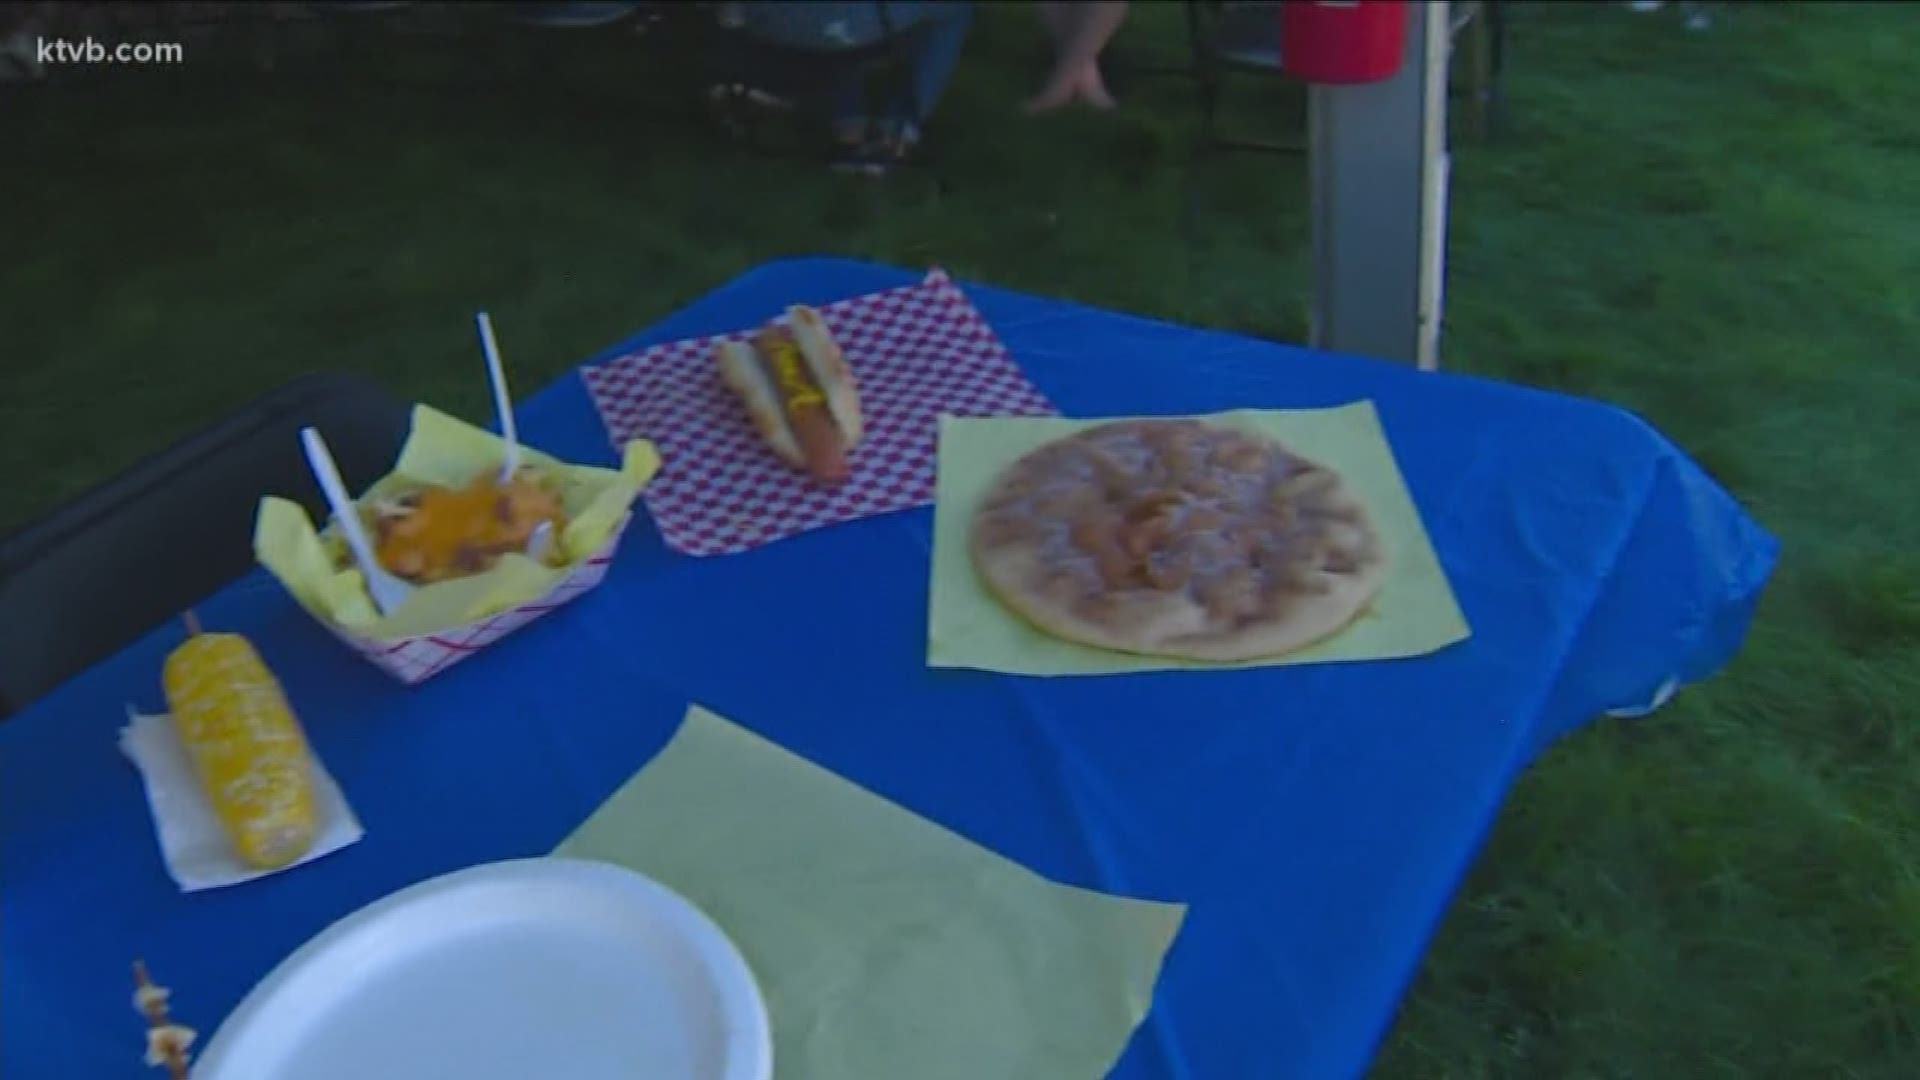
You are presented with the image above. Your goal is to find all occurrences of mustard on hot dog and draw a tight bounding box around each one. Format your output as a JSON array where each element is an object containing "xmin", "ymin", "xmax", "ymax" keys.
[
  {"xmin": 716, "ymin": 306, "xmax": 864, "ymax": 485},
  {"xmin": 753, "ymin": 326, "xmax": 847, "ymax": 483}
]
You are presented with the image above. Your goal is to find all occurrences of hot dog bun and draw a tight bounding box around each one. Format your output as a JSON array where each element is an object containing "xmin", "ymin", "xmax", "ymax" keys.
[
  {"xmin": 751, "ymin": 327, "xmax": 849, "ymax": 484},
  {"xmin": 717, "ymin": 339, "xmax": 804, "ymax": 469},
  {"xmin": 718, "ymin": 311, "xmax": 863, "ymax": 485},
  {"xmin": 788, "ymin": 305, "xmax": 863, "ymax": 447}
]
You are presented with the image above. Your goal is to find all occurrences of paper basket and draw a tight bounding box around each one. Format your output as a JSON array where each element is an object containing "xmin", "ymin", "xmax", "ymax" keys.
[{"xmin": 320, "ymin": 513, "xmax": 632, "ymax": 685}]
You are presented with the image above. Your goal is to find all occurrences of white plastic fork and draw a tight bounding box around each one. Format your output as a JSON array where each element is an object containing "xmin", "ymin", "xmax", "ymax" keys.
[
  {"xmin": 475, "ymin": 311, "xmax": 521, "ymax": 483},
  {"xmin": 525, "ymin": 520, "xmax": 555, "ymax": 564},
  {"xmin": 476, "ymin": 312, "xmax": 556, "ymax": 564},
  {"xmin": 300, "ymin": 426, "xmax": 415, "ymax": 618}
]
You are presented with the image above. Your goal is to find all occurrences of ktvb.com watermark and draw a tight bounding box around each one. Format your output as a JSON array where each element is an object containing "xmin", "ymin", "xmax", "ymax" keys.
[{"xmin": 35, "ymin": 36, "xmax": 184, "ymax": 67}]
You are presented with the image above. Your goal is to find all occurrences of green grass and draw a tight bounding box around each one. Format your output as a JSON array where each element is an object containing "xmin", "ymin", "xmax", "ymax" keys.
[{"xmin": 4, "ymin": 2, "xmax": 1918, "ymax": 1074}]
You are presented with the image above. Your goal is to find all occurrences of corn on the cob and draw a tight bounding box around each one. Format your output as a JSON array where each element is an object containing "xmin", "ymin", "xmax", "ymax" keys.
[{"xmin": 162, "ymin": 633, "xmax": 317, "ymax": 870}]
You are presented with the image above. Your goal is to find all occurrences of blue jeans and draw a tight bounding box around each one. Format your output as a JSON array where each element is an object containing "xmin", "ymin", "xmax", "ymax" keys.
[{"xmin": 737, "ymin": 1, "xmax": 974, "ymax": 132}]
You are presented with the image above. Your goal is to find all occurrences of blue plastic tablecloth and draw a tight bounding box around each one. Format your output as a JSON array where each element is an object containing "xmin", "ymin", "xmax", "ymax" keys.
[{"xmin": 0, "ymin": 259, "xmax": 1777, "ymax": 1079}]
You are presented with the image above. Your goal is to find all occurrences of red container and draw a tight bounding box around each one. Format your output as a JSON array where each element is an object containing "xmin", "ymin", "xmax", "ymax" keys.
[{"xmin": 1281, "ymin": 0, "xmax": 1410, "ymax": 85}]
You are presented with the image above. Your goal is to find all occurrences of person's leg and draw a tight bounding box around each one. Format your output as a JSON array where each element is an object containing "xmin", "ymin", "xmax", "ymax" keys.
[
  {"xmin": 831, "ymin": 71, "xmax": 870, "ymax": 144},
  {"xmin": 1026, "ymin": 3, "xmax": 1088, "ymax": 112},
  {"xmin": 1038, "ymin": 0, "xmax": 1070, "ymax": 42},
  {"xmin": 1026, "ymin": 1, "xmax": 1127, "ymax": 113},
  {"xmin": 736, "ymin": 1, "xmax": 967, "ymax": 174},
  {"xmin": 1066, "ymin": 0, "xmax": 1128, "ymax": 107},
  {"xmin": 738, "ymin": 3, "xmax": 895, "ymax": 142},
  {"xmin": 888, "ymin": 1, "xmax": 973, "ymax": 142},
  {"xmin": 830, "ymin": 3, "xmax": 971, "ymax": 174}
]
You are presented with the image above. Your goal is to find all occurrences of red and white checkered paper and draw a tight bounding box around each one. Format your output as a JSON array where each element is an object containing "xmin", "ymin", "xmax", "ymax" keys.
[
  {"xmin": 580, "ymin": 270, "xmax": 1057, "ymax": 556},
  {"xmin": 324, "ymin": 516, "xmax": 630, "ymax": 685}
]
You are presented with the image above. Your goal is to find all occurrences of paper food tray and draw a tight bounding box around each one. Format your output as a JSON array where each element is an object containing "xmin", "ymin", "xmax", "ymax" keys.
[{"xmin": 323, "ymin": 513, "xmax": 630, "ymax": 685}]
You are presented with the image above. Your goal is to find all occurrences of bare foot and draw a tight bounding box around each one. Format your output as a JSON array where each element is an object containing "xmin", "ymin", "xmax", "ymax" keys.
[
  {"xmin": 1029, "ymin": 86, "xmax": 1075, "ymax": 112},
  {"xmin": 833, "ymin": 118, "xmax": 870, "ymax": 146},
  {"xmin": 1024, "ymin": 68, "xmax": 1080, "ymax": 114},
  {"xmin": 1077, "ymin": 64, "xmax": 1117, "ymax": 110},
  {"xmin": 1026, "ymin": 62, "xmax": 1117, "ymax": 114}
]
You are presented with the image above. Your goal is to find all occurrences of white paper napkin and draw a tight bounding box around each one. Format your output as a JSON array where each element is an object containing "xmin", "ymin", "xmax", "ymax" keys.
[{"xmin": 119, "ymin": 710, "xmax": 365, "ymax": 892}]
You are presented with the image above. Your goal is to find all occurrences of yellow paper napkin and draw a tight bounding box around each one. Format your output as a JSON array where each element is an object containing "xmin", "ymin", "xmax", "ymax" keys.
[
  {"xmin": 927, "ymin": 401, "xmax": 1470, "ymax": 675},
  {"xmin": 253, "ymin": 404, "xmax": 660, "ymax": 640},
  {"xmin": 558, "ymin": 706, "xmax": 1188, "ymax": 1080}
]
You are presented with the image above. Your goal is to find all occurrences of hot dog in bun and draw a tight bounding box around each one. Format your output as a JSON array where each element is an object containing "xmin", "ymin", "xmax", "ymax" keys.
[{"xmin": 717, "ymin": 305, "xmax": 863, "ymax": 485}]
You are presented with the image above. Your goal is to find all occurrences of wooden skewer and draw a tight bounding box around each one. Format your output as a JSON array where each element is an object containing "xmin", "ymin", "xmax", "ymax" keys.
[
  {"xmin": 180, "ymin": 610, "xmax": 203, "ymax": 638},
  {"xmin": 132, "ymin": 959, "xmax": 193, "ymax": 1080}
]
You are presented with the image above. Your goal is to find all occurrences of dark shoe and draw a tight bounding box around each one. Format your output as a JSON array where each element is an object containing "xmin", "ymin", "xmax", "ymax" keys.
[
  {"xmin": 830, "ymin": 141, "xmax": 897, "ymax": 178},
  {"xmin": 830, "ymin": 130, "xmax": 919, "ymax": 178},
  {"xmin": 706, "ymin": 82, "xmax": 796, "ymax": 142}
]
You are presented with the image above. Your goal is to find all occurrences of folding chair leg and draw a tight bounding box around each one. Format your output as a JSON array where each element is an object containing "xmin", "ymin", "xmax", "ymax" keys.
[
  {"xmin": 1468, "ymin": 3, "xmax": 1493, "ymax": 139},
  {"xmin": 250, "ymin": 3, "xmax": 284, "ymax": 73},
  {"xmin": 1185, "ymin": 0, "xmax": 1221, "ymax": 149},
  {"xmin": 1486, "ymin": 0, "xmax": 1508, "ymax": 133}
]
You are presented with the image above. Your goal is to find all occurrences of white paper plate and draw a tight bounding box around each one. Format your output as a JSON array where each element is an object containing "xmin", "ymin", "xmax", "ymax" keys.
[{"xmin": 194, "ymin": 858, "xmax": 771, "ymax": 1080}]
